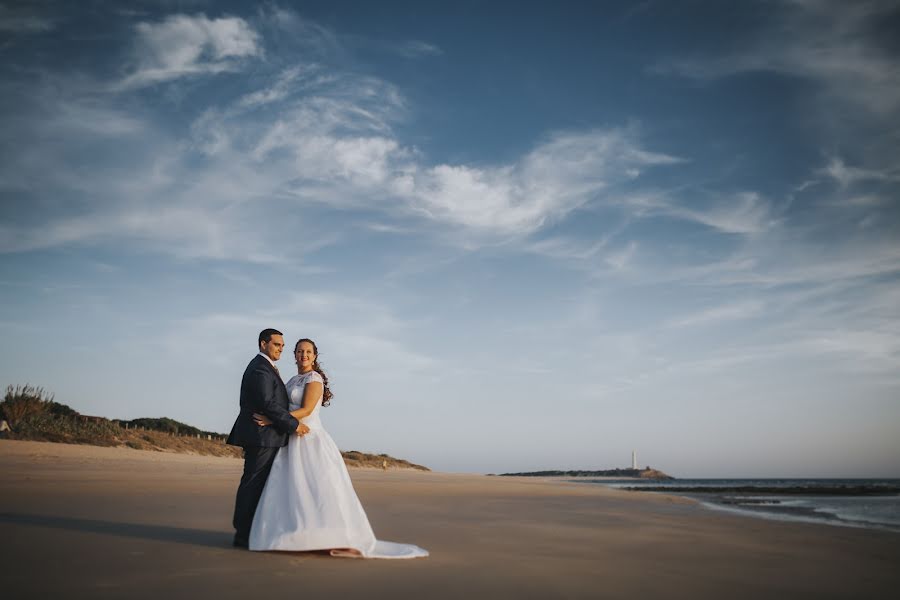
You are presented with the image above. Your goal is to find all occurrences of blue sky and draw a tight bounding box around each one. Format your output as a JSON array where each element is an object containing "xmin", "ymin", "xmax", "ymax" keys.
[{"xmin": 1, "ymin": 0, "xmax": 899, "ymax": 477}]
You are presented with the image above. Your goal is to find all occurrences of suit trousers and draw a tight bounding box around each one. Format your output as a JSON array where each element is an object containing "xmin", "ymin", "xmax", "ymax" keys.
[{"xmin": 232, "ymin": 446, "xmax": 279, "ymax": 542}]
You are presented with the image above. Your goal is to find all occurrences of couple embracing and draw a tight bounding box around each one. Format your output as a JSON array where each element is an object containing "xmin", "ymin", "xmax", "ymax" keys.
[{"xmin": 226, "ymin": 328, "xmax": 428, "ymax": 559}]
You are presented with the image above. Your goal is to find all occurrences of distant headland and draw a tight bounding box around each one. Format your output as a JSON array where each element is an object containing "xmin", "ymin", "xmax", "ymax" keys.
[{"xmin": 496, "ymin": 467, "xmax": 674, "ymax": 480}]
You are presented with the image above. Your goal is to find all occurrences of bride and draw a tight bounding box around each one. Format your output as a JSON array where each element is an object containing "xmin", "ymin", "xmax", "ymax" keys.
[{"xmin": 248, "ymin": 338, "xmax": 428, "ymax": 559}]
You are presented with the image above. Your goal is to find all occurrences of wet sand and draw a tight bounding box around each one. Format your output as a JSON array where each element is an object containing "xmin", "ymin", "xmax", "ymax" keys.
[{"xmin": 1, "ymin": 440, "xmax": 898, "ymax": 599}]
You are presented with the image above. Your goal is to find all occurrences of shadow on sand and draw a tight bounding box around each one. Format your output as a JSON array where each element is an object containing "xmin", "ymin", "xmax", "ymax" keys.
[{"xmin": 0, "ymin": 512, "xmax": 229, "ymax": 549}]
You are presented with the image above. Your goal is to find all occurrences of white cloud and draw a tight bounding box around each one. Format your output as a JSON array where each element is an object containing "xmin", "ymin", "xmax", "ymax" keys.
[
  {"xmin": 0, "ymin": 71, "xmax": 344, "ymax": 262},
  {"xmin": 2, "ymin": 52, "xmax": 410, "ymax": 260},
  {"xmin": 331, "ymin": 137, "xmax": 400, "ymax": 183},
  {"xmin": 117, "ymin": 14, "xmax": 261, "ymax": 90},
  {"xmin": 248, "ymin": 86, "xmax": 403, "ymax": 157},
  {"xmin": 403, "ymin": 129, "xmax": 681, "ymax": 236},
  {"xmin": 0, "ymin": 68, "xmax": 685, "ymax": 260},
  {"xmin": 253, "ymin": 128, "xmax": 404, "ymax": 186},
  {"xmin": 191, "ymin": 73, "xmax": 681, "ymax": 240}
]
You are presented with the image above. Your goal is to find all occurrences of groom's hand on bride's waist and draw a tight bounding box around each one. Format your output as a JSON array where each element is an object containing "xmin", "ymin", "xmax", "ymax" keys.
[
  {"xmin": 296, "ymin": 423, "xmax": 310, "ymax": 436},
  {"xmin": 252, "ymin": 413, "xmax": 273, "ymax": 427}
]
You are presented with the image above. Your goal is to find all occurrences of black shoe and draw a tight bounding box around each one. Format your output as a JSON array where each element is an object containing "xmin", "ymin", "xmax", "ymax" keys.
[{"xmin": 233, "ymin": 536, "xmax": 249, "ymax": 548}]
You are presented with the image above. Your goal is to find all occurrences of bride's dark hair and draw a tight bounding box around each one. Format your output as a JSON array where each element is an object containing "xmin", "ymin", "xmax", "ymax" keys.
[{"xmin": 295, "ymin": 338, "xmax": 333, "ymax": 407}]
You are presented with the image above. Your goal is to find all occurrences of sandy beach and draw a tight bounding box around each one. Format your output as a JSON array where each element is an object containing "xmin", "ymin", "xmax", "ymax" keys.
[{"xmin": 1, "ymin": 440, "xmax": 898, "ymax": 599}]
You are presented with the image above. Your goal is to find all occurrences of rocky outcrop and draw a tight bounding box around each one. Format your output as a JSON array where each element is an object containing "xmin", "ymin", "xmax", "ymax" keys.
[{"xmin": 497, "ymin": 467, "xmax": 674, "ymax": 480}]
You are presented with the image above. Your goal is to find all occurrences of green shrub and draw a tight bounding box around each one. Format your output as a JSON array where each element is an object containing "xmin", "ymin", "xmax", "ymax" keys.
[
  {"xmin": 1, "ymin": 384, "xmax": 53, "ymax": 425},
  {"xmin": 45, "ymin": 400, "xmax": 79, "ymax": 419}
]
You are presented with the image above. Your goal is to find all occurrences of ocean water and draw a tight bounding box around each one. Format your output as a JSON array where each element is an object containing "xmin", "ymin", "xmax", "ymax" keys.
[{"xmin": 581, "ymin": 478, "xmax": 900, "ymax": 532}]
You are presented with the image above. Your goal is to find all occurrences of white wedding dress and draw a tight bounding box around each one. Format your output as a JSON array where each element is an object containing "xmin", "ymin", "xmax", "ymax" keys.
[{"xmin": 249, "ymin": 370, "xmax": 428, "ymax": 559}]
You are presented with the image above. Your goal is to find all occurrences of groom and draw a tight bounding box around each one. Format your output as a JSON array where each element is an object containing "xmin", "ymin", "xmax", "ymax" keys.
[{"xmin": 227, "ymin": 328, "xmax": 309, "ymax": 548}]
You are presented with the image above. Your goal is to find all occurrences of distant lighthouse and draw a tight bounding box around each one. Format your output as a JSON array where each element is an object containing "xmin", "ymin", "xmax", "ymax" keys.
[{"xmin": 632, "ymin": 450, "xmax": 637, "ymax": 470}]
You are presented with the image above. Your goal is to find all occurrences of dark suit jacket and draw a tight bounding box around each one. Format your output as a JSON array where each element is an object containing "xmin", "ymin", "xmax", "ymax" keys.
[{"xmin": 226, "ymin": 354, "xmax": 300, "ymax": 448}]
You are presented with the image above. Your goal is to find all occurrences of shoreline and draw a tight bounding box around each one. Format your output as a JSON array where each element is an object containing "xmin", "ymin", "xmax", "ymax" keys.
[
  {"xmin": 562, "ymin": 476, "xmax": 900, "ymax": 534},
  {"xmin": 693, "ymin": 496, "xmax": 900, "ymax": 533},
  {"xmin": 619, "ymin": 484, "xmax": 900, "ymax": 495}
]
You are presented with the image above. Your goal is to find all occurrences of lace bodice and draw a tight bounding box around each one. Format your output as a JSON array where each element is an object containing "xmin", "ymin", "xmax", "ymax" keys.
[{"xmin": 285, "ymin": 370, "xmax": 324, "ymax": 429}]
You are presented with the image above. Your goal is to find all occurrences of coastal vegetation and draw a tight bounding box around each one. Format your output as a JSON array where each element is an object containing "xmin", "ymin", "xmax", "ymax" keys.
[{"xmin": 0, "ymin": 384, "xmax": 429, "ymax": 470}]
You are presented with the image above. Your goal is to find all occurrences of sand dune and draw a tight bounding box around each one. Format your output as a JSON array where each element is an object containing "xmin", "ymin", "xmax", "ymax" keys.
[{"xmin": 1, "ymin": 440, "xmax": 898, "ymax": 599}]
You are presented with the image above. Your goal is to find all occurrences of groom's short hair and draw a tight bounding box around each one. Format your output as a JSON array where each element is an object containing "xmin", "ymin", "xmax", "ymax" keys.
[{"xmin": 258, "ymin": 328, "xmax": 283, "ymax": 347}]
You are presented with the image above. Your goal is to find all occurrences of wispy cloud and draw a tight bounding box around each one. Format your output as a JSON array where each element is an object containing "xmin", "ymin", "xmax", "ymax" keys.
[
  {"xmin": 655, "ymin": 231, "xmax": 900, "ymax": 290},
  {"xmin": 526, "ymin": 236, "xmax": 610, "ymax": 262},
  {"xmin": 166, "ymin": 290, "xmax": 440, "ymax": 381},
  {"xmin": 649, "ymin": 0, "xmax": 899, "ymax": 295},
  {"xmin": 820, "ymin": 157, "xmax": 900, "ymax": 188},
  {"xmin": 266, "ymin": 5, "xmax": 441, "ymax": 61},
  {"xmin": 625, "ymin": 191, "xmax": 776, "ymax": 235},
  {"xmin": 0, "ymin": 206, "xmax": 292, "ymax": 262},
  {"xmin": 116, "ymin": 14, "xmax": 261, "ymax": 90},
  {"xmin": 259, "ymin": 5, "xmax": 344, "ymax": 58},
  {"xmin": 189, "ymin": 70, "xmax": 681, "ymax": 241},
  {"xmin": 666, "ymin": 300, "xmax": 765, "ymax": 329},
  {"xmin": 362, "ymin": 222, "xmax": 417, "ymax": 235},
  {"xmin": 656, "ymin": 0, "xmax": 900, "ymax": 116},
  {"xmin": 403, "ymin": 129, "xmax": 681, "ymax": 236},
  {"xmin": 1, "ymin": 4, "xmax": 898, "ymax": 475},
  {"xmin": 0, "ymin": 4, "xmax": 56, "ymax": 33},
  {"xmin": 282, "ymin": 292, "xmax": 439, "ymax": 377},
  {"xmin": 2, "ymin": 5, "xmax": 691, "ymax": 261},
  {"xmin": 395, "ymin": 40, "xmax": 442, "ymax": 58},
  {"xmin": 0, "ymin": 71, "xmax": 342, "ymax": 262},
  {"xmin": 673, "ymin": 192, "xmax": 775, "ymax": 235},
  {"xmin": 1, "ymin": 4, "xmax": 889, "ymax": 296},
  {"xmin": 604, "ymin": 240, "xmax": 638, "ymax": 271},
  {"xmin": 235, "ymin": 64, "xmax": 328, "ymax": 109}
]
